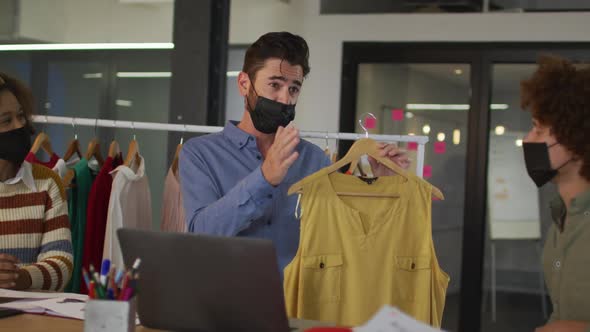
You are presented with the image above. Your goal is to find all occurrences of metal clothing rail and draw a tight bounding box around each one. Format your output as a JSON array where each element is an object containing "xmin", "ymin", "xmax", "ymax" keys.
[{"xmin": 32, "ymin": 115, "xmax": 428, "ymax": 177}]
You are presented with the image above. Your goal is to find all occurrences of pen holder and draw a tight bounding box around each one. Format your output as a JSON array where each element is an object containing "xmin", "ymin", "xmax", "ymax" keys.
[{"xmin": 84, "ymin": 297, "xmax": 137, "ymax": 332}]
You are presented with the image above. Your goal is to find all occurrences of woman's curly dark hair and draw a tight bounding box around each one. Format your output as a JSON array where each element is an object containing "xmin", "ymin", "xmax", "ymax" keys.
[
  {"xmin": 0, "ymin": 72, "xmax": 36, "ymax": 134},
  {"xmin": 521, "ymin": 55, "xmax": 590, "ymax": 181}
]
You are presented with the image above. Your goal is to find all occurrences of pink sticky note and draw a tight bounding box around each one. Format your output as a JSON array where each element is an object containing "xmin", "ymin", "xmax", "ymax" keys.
[
  {"xmin": 434, "ymin": 141, "xmax": 446, "ymax": 154},
  {"xmin": 391, "ymin": 109, "xmax": 404, "ymax": 121},
  {"xmin": 364, "ymin": 117, "xmax": 376, "ymax": 129},
  {"xmin": 407, "ymin": 142, "xmax": 418, "ymax": 151},
  {"xmin": 423, "ymin": 165, "xmax": 433, "ymax": 179}
]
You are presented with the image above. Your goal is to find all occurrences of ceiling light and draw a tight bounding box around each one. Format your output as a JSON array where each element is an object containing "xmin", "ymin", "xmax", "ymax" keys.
[
  {"xmin": 117, "ymin": 72, "xmax": 172, "ymax": 78},
  {"xmin": 515, "ymin": 139, "xmax": 523, "ymax": 147},
  {"xmin": 495, "ymin": 126, "xmax": 506, "ymax": 135},
  {"xmin": 491, "ymin": 104, "xmax": 509, "ymax": 110},
  {"xmin": 408, "ymin": 133, "xmax": 415, "ymax": 136},
  {"xmin": 83, "ymin": 73, "xmax": 103, "ymax": 79},
  {"xmin": 454, "ymin": 69, "xmax": 463, "ymax": 75},
  {"xmin": 437, "ymin": 133, "xmax": 446, "ymax": 142},
  {"xmin": 227, "ymin": 71, "xmax": 240, "ymax": 77},
  {"xmin": 453, "ymin": 129, "xmax": 461, "ymax": 145},
  {"xmin": 0, "ymin": 43, "xmax": 174, "ymax": 51},
  {"xmin": 407, "ymin": 104, "xmax": 469, "ymax": 111},
  {"xmin": 406, "ymin": 103, "xmax": 509, "ymax": 111},
  {"xmin": 405, "ymin": 112, "xmax": 414, "ymax": 119},
  {"xmin": 422, "ymin": 125, "xmax": 431, "ymax": 134},
  {"xmin": 116, "ymin": 99, "xmax": 133, "ymax": 107}
]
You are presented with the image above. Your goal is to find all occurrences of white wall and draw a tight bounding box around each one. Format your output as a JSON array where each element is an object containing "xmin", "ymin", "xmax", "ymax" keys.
[{"xmin": 18, "ymin": 0, "xmax": 173, "ymax": 43}]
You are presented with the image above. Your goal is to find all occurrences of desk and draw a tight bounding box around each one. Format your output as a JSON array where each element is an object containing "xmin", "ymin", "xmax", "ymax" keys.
[
  {"xmin": 0, "ymin": 314, "xmax": 334, "ymax": 331},
  {"xmin": 0, "ymin": 314, "xmax": 160, "ymax": 332}
]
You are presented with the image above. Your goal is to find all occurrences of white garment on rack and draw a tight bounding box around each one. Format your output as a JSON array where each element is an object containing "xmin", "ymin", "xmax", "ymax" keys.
[
  {"xmin": 52, "ymin": 159, "xmax": 68, "ymax": 179},
  {"xmin": 102, "ymin": 154, "xmax": 152, "ymax": 268}
]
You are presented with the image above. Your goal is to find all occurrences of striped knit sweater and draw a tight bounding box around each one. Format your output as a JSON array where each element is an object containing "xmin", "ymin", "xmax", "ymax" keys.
[{"xmin": 0, "ymin": 163, "xmax": 74, "ymax": 291}]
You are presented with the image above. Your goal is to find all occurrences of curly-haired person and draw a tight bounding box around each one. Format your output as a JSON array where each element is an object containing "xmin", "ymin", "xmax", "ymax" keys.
[
  {"xmin": 521, "ymin": 55, "xmax": 590, "ymax": 332},
  {"xmin": 0, "ymin": 72, "xmax": 73, "ymax": 291}
]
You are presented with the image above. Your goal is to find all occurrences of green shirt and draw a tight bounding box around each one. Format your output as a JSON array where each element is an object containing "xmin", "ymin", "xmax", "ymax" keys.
[
  {"xmin": 64, "ymin": 159, "xmax": 95, "ymax": 293},
  {"xmin": 543, "ymin": 188, "xmax": 590, "ymax": 325}
]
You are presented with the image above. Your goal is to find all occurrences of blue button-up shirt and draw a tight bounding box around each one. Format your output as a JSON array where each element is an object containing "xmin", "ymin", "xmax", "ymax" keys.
[{"xmin": 179, "ymin": 121, "xmax": 331, "ymax": 275}]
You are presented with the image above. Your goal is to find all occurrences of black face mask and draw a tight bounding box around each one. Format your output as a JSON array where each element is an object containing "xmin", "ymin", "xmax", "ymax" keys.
[
  {"xmin": 246, "ymin": 88, "xmax": 296, "ymax": 134},
  {"xmin": 0, "ymin": 127, "xmax": 32, "ymax": 164},
  {"xmin": 523, "ymin": 142, "xmax": 571, "ymax": 187}
]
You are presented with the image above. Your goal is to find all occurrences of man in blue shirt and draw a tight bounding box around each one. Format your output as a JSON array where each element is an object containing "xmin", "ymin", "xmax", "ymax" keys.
[{"xmin": 180, "ymin": 32, "xmax": 410, "ymax": 275}]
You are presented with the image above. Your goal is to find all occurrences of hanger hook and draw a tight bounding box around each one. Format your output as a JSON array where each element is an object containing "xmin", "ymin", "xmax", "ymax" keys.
[
  {"xmin": 131, "ymin": 122, "xmax": 136, "ymax": 141},
  {"xmin": 94, "ymin": 118, "xmax": 98, "ymax": 137},
  {"xmin": 358, "ymin": 112, "xmax": 377, "ymax": 138},
  {"xmin": 71, "ymin": 117, "xmax": 78, "ymax": 140},
  {"xmin": 42, "ymin": 114, "xmax": 49, "ymax": 133},
  {"xmin": 180, "ymin": 124, "xmax": 187, "ymax": 145},
  {"xmin": 324, "ymin": 132, "xmax": 329, "ymax": 150},
  {"xmin": 111, "ymin": 119, "xmax": 117, "ymax": 142}
]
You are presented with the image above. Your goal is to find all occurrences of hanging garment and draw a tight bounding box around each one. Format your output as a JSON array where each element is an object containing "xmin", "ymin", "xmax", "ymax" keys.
[
  {"xmin": 161, "ymin": 167, "xmax": 186, "ymax": 233},
  {"xmin": 64, "ymin": 158, "xmax": 96, "ymax": 293},
  {"xmin": 102, "ymin": 154, "xmax": 152, "ymax": 269},
  {"xmin": 80, "ymin": 154, "xmax": 122, "ymax": 294},
  {"xmin": 283, "ymin": 172, "xmax": 449, "ymax": 327},
  {"xmin": 24, "ymin": 151, "xmax": 74, "ymax": 179},
  {"xmin": 25, "ymin": 152, "xmax": 60, "ymax": 169}
]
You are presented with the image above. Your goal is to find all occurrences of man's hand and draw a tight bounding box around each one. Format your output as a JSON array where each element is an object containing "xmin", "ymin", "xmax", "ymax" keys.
[
  {"xmin": 368, "ymin": 143, "xmax": 411, "ymax": 177},
  {"xmin": 0, "ymin": 254, "xmax": 19, "ymax": 289},
  {"xmin": 261, "ymin": 126, "xmax": 300, "ymax": 186},
  {"xmin": 535, "ymin": 321, "xmax": 590, "ymax": 332}
]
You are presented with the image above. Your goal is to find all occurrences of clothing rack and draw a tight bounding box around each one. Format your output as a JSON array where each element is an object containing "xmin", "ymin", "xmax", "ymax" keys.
[{"xmin": 32, "ymin": 115, "xmax": 429, "ymax": 177}]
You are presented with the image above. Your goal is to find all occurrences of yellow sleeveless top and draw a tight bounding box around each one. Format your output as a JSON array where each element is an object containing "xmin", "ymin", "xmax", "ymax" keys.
[{"xmin": 283, "ymin": 172, "xmax": 449, "ymax": 327}]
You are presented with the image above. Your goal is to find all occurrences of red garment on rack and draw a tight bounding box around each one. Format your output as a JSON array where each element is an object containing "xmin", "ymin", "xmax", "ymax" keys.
[
  {"xmin": 25, "ymin": 152, "xmax": 60, "ymax": 168},
  {"xmin": 80, "ymin": 155, "xmax": 122, "ymax": 294}
]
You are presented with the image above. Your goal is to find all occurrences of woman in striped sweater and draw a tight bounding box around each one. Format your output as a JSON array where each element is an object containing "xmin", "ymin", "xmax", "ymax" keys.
[{"xmin": 0, "ymin": 72, "xmax": 73, "ymax": 291}]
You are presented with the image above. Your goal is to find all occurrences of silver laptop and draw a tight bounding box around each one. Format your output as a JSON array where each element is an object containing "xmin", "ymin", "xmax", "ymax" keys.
[{"xmin": 117, "ymin": 229, "xmax": 292, "ymax": 332}]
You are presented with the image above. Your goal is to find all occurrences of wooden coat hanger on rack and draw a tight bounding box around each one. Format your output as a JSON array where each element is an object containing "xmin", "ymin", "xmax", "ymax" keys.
[{"xmin": 289, "ymin": 113, "xmax": 444, "ymax": 200}]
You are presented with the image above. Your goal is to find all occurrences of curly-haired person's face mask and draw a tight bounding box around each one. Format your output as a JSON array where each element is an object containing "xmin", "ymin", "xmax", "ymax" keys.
[{"xmin": 522, "ymin": 119, "xmax": 575, "ymax": 187}]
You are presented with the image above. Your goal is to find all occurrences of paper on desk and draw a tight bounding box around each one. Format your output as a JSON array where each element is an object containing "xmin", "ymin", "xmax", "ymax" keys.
[
  {"xmin": 0, "ymin": 289, "xmax": 88, "ymax": 301},
  {"xmin": 354, "ymin": 306, "xmax": 444, "ymax": 332},
  {"xmin": 0, "ymin": 297, "xmax": 87, "ymax": 319}
]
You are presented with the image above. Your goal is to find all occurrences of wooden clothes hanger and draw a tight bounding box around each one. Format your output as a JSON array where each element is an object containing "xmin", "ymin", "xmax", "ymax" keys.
[
  {"xmin": 108, "ymin": 140, "xmax": 120, "ymax": 159},
  {"xmin": 85, "ymin": 138, "xmax": 104, "ymax": 168},
  {"xmin": 30, "ymin": 132, "xmax": 54, "ymax": 156},
  {"xmin": 123, "ymin": 122, "xmax": 140, "ymax": 168},
  {"xmin": 289, "ymin": 138, "xmax": 443, "ymax": 200},
  {"xmin": 86, "ymin": 119, "xmax": 104, "ymax": 167},
  {"xmin": 171, "ymin": 130, "xmax": 186, "ymax": 175},
  {"xmin": 63, "ymin": 139, "xmax": 81, "ymax": 162},
  {"xmin": 288, "ymin": 112, "xmax": 444, "ymax": 200}
]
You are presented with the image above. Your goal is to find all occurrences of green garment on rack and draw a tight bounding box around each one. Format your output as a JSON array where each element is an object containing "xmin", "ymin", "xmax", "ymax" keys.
[{"xmin": 64, "ymin": 158, "xmax": 95, "ymax": 293}]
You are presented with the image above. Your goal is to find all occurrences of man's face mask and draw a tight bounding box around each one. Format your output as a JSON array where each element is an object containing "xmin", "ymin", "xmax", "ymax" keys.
[
  {"xmin": 245, "ymin": 83, "xmax": 296, "ymax": 134},
  {"xmin": 523, "ymin": 142, "xmax": 571, "ymax": 187},
  {"xmin": 0, "ymin": 126, "xmax": 32, "ymax": 164}
]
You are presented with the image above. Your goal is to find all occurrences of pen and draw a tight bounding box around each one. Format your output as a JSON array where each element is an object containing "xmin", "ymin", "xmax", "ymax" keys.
[
  {"xmin": 82, "ymin": 268, "xmax": 91, "ymax": 290},
  {"xmin": 131, "ymin": 258, "xmax": 141, "ymax": 275},
  {"xmin": 118, "ymin": 272, "xmax": 131, "ymax": 300},
  {"xmin": 114, "ymin": 268, "xmax": 124, "ymax": 285},
  {"xmin": 100, "ymin": 259, "xmax": 111, "ymax": 287},
  {"xmin": 93, "ymin": 272, "xmax": 105, "ymax": 299},
  {"xmin": 88, "ymin": 281, "xmax": 96, "ymax": 299}
]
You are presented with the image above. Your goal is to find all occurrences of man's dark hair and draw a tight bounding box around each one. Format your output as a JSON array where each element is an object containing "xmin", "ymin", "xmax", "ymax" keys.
[{"xmin": 242, "ymin": 31, "xmax": 310, "ymax": 81}]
